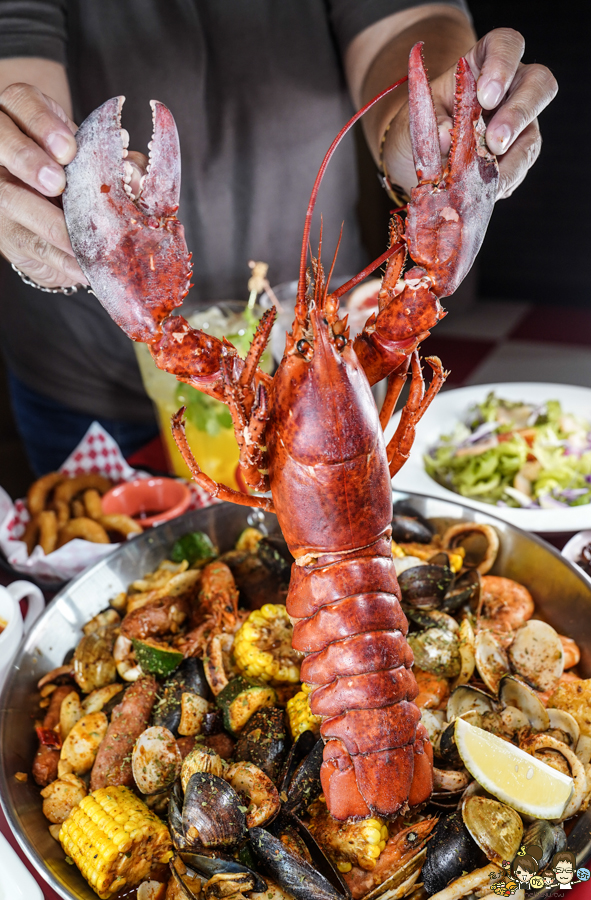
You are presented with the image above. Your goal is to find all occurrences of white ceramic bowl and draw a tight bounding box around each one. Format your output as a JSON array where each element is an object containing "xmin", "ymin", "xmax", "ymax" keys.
[{"xmin": 389, "ymin": 382, "xmax": 591, "ymax": 533}]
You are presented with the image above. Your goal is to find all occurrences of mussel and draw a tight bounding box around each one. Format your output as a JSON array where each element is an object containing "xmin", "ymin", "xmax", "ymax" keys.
[
  {"xmin": 249, "ymin": 826, "xmax": 347, "ymax": 900},
  {"xmin": 398, "ymin": 564, "xmax": 454, "ymax": 610},
  {"xmin": 408, "ymin": 626, "xmax": 461, "ymax": 678},
  {"xmin": 233, "ymin": 707, "xmax": 288, "ymax": 783},
  {"xmin": 421, "ymin": 811, "xmax": 485, "ymax": 895},
  {"xmin": 392, "ymin": 501, "xmax": 435, "ymax": 543},
  {"xmin": 153, "ymin": 657, "xmax": 212, "ymax": 735},
  {"xmin": 175, "ymin": 853, "xmax": 267, "ymax": 895},
  {"xmin": 221, "ymin": 536, "xmax": 291, "ymax": 609},
  {"xmin": 284, "ymin": 736, "xmax": 324, "ymax": 814},
  {"xmin": 522, "ymin": 819, "xmax": 566, "ymax": 870}
]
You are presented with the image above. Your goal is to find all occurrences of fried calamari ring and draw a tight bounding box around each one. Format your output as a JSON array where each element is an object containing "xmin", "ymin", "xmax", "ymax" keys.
[
  {"xmin": 27, "ymin": 472, "xmax": 64, "ymax": 516},
  {"xmin": 38, "ymin": 510, "xmax": 58, "ymax": 555},
  {"xmin": 56, "ymin": 517, "xmax": 110, "ymax": 548},
  {"xmin": 53, "ymin": 474, "xmax": 112, "ymax": 505},
  {"xmin": 22, "ymin": 515, "xmax": 39, "ymax": 555},
  {"xmin": 99, "ymin": 515, "xmax": 143, "ymax": 538},
  {"xmin": 83, "ymin": 489, "xmax": 103, "ymax": 520}
]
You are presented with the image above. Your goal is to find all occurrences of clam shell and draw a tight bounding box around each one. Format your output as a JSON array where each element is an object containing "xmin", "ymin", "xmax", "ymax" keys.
[
  {"xmin": 474, "ymin": 630, "xmax": 510, "ymax": 694},
  {"xmin": 183, "ymin": 773, "xmax": 246, "ymax": 848},
  {"xmin": 447, "ymin": 685, "xmax": 496, "ymax": 723},
  {"xmin": 508, "ymin": 621, "xmax": 564, "ymax": 692},
  {"xmin": 132, "ymin": 725, "xmax": 182, "ymax": 795},
  {"xmin": 462, "ymin": 795, "xmax": 523, "ymax": 865},
  {"xmin": 498, "ymin": 675, "xmax": 549, "ymax": 731}
]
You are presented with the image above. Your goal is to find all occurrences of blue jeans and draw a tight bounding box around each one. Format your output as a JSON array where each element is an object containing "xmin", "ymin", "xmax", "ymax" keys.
[{"xmin": 7, "ymin": 372, "xmax": 159, "ymax": 476}]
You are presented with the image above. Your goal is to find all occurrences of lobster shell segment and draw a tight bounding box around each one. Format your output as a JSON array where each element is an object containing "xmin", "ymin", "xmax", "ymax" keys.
[{"xmin": 63, "ymin": 97, "xmax": 192, "ymax": 343}]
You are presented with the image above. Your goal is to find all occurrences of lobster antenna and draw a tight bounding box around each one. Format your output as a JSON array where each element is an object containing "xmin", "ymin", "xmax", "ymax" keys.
[
  {"xmin": 297, "ymin": 75, "xmax": 408, "ymax": 305},
  {"xmin": 314, "ymin": 216, "xmax": 324, "ymax": 308},
  {"xmin": 323, "ymin": 221, "xmax": 344, "ymax": 306}
]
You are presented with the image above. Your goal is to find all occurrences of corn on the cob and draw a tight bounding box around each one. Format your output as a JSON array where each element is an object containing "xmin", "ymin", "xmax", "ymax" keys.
[
  {"xmin": 394, "ymin": 541, "xmax": 465, "ymax": 573},
  {"xmin": 233, "ymin": 603, "xmax": 300, "ymax": 683},
  {"xmin": 58, "ymin": 785, "xmax": 172, "ymax": 899},
  {"xmin": 286, "ymin": 683, "xmax": 321, "ymax": 740},
  {"xmin": 308, "ymin": 798, "xmax": 389, "ymax": 871}
]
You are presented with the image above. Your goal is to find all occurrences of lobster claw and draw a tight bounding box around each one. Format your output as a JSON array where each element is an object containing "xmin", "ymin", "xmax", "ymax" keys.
[
  {"xmin": 63, "ymin": 97, "xmax": 192, "ymax": 343},
  {"xmin": 405, "ymin": 42, "xmax": 499, "ymax": 297}
]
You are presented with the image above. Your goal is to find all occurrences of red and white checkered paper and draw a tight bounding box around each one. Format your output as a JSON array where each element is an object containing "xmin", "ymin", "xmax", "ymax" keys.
[{"xmin": 0, "ymin": 422, "xmax": 217, "ymax": 584}]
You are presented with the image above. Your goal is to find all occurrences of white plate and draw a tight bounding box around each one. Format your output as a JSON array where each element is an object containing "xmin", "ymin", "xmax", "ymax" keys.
[
  {"xmin": 388, "ymin": 382, "xmax": 591, "ymax": 533},
  {"xmin": 562, "ymin": 531, "xmax": 591, "ymax": 569},
  {"xmin": 0, "ymin": 831, "xmax": 43, "ymax": 900}
]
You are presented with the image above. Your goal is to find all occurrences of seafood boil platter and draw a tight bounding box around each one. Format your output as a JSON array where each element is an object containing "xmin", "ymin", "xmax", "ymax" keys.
[
  {"xmin": 2, "ymin": 494, "xmax": 591, "ymax": 900},
  {"xmin": 1, "ymin": 32, "xmax": 586, "ymax": 900}
]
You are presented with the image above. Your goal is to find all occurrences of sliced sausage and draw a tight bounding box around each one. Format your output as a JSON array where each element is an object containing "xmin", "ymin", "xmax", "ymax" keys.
[{"xmin": 90, "ymin": 676, "xmax": 157, "ymax": 790}]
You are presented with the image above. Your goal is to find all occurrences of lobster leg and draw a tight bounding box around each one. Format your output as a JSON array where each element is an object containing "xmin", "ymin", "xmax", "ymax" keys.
[
  {"xmin": 171, "ymin": 409, "xmax": 274, "ymax": 512},
  {"xmin": 386, "ymin": 352, "xmax": 447, "ymax": 477},
  {"xmin": 378, "ymin": 356, "xmax": 410, "ymax": 432}
]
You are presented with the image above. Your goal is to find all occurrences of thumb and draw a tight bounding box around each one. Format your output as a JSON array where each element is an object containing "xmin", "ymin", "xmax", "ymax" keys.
[
  {"xmin": 124, "ymin": 150, "xmax": 148, "ymax": 199},
  {"xmin": 433, "ymin": 102, "xmax": 454, "ymax": 158}
]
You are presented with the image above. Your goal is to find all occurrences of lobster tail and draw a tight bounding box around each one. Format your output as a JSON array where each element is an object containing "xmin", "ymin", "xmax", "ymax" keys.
[{"xmin": 288, "ymin": 540, "xmax": 432, "ymax": 820}]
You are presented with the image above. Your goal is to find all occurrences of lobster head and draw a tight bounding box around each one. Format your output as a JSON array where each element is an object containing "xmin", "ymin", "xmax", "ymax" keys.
[
  {"xmin": 63, "ymin": 97, "xmax": 192, "ymax": 343},
  {"xmin": 405, "ymin": 42, "xmax": 499, "ymax": 297}
]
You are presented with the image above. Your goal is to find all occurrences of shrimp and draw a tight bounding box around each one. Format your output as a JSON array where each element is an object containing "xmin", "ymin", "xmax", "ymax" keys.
[
  {"xmin": 558, "ymin": 635, "xmax": 580, "ymax": 669},
  {"xmin": 344, "ymin": 817, "xmax": 437, "ymax": 900},
  {"xmin": 413, "ymin": 666, "xmax": 449, "ymax": 709},
  {"xmin": 477, "ymin": 576, "xmax": 534, "ymax": 634},
  {"xmin": 176, "ymin": 561, "xmax": 241, "ymax": 657}
]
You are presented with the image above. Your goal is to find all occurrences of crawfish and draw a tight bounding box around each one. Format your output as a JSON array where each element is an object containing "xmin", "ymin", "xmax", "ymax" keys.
[{"xmin": 62, "ymin": 42, "xmax": 498, "ymax": 821}]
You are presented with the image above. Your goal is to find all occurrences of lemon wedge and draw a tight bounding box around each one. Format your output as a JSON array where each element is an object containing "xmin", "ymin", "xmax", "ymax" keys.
[{"xmin": 454, "ymin": 718, "xmax": 573, "ymax": 819}]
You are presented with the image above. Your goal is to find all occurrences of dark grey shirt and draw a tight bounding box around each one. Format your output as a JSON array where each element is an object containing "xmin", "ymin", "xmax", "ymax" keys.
[{"xmin": 0, "ymin": 0, "xmax": 468, "ymax": 420}]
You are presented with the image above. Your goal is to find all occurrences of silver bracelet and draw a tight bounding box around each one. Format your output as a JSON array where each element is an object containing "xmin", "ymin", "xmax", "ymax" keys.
[{"xmin": 11, "ymin": 262, "xmax": 86, "ymax": 295}]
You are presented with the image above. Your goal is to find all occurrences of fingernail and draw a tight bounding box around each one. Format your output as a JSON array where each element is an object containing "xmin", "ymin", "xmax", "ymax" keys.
[
  {"xmin": 46, "ymin": 131, "xmax": 72, "ymax": 162},
  {"xmin": 492, "ymin": 124, "xmax": 512, "ymax": 151},
  {"xmin": 478, "ymin": 78, "xmax": 503, "ymax": 109},
  {"xmin": 38, "ymin": 165, "xmax": 65, "ymax": 193}
]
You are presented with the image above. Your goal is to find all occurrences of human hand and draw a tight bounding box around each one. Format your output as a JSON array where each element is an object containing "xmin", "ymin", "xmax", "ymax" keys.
[
  {"xmin": 0, "ymin": 83, "xmax": 88, "ymax": 288},
  {"xmin": 382, "ymin": 28, "xmax": 558, "ymax": 200}
]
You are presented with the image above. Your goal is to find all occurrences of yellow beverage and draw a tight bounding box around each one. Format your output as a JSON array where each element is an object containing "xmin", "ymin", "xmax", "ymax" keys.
[
  {"xmin": 134, "ymin": 302, "xmax": 270, "ymax": 492},
  {"xmin": 156, "ymin": 400, "xmax": 240, "ymax": 490}
]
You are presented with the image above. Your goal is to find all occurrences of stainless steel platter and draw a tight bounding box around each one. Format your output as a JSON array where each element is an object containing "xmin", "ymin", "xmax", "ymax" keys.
[{"xmin": 2, "ymin": 492, "xmax": 591, "ymax": 900}]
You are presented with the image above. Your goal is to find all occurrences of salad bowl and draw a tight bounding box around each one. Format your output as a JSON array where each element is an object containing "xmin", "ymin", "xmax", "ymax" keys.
[{"xmin": 389, "ymin": 382, "xmax": 591, "ymax": 533}]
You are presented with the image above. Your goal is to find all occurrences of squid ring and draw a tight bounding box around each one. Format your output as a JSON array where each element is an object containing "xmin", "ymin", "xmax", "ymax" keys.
[
  {"xmin": 521, "ymin": 733, "xmax": 587, "ymax": 820},
  {"xmin": 442, "ymin": 522, "xmax": 499, "ymax": 575}
]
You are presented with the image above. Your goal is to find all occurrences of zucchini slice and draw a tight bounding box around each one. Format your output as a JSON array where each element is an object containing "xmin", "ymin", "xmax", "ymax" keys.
[
  {"xmin": 131, "ymin": 638, "xmax": 184, "ymax": 677},
  {"xmin": 216, "ymin": 676, "xmax": 277, "ymax": 735}
]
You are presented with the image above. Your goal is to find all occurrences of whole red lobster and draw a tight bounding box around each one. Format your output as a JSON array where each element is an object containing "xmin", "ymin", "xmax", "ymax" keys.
[{"xmin": 63, "ymin": 42, "xmax": 498, "ymax": 821}]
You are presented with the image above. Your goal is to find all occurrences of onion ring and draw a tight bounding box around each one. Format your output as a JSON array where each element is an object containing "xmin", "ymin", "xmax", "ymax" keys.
[
  {"xmin": 57, "ymin": 517, "xmax": 110, "ymax": 548},
  {"xmin": 38, "ymin": 510, "xmax": 58, "ymax": 555},
  {"xmin": 27, "ymin": 472, "xmax": 64, "ymax": 516},
  {"xmin": 71, "ymin": 499, "xmax": 85, "ymax": 518},
  {"xmin": 53, "ymin": 474, "xmax": 112, "ymax": 505},
  {"xmin": 21, "ymin": 515, "xmax": 39, "ymax": 555},
  {"xmin": 83, "ymin": 489, "xmax": 103, "ymax": 519},
  {"xmin": 98, "ymin": 515, "xmax": 143, "ymax": 537},
  {"xmin": 54, "ymin": 500, "xmax": 70, "ymax": 528}
]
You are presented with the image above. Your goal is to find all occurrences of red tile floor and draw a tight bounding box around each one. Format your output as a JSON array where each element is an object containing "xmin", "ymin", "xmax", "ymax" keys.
[{"xmin": 3, "ymin": 298, "xmax": 591, "ymax": 898}]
